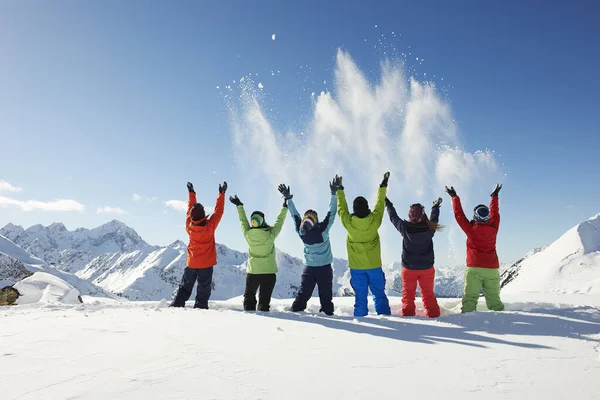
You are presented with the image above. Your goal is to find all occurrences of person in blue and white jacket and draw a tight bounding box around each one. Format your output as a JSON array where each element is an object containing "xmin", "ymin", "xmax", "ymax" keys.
[{"xmin": 278, "ymin": 178, "xmax": 338, "ymax": 315}]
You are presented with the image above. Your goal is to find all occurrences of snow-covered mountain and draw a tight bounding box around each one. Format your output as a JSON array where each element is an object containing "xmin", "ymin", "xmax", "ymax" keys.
[
  {"xmin": 501, "ymin": 213, "xmax": 600, "ymax": 294},
  {"xmin": 0, "ymin": 234, "xmax": 117, "ymax": 299},
  {"xmin": 1, "ymin": 220, "xmax": 472, "ymax": 301}
]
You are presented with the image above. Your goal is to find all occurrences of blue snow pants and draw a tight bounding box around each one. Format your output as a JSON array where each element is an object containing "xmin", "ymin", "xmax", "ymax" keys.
[{"xmin": 350, "ymin": 267, "xmax": 391, "ymax": 317}]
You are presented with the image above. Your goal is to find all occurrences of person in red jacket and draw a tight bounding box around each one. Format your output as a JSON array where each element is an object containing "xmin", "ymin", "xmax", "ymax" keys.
[
  {"xmin": 171, "ymin": 181, "xmax": 227, "ymax": 309},
  {"xmin": 445, "ymin": 184, "xmax": 505, "ymax": 313}
]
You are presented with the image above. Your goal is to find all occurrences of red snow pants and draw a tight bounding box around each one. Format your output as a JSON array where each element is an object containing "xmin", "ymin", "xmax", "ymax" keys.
[{"xmin": 401, "ymin": 267, "xmax": 441, "ymax": 318}]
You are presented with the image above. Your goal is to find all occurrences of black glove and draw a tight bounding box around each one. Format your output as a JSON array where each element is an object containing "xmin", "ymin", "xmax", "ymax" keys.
[
  {"xmin": 491, "ymin": 183, "xmax": 502, "ymax": 197},
  {"xmin": 219, "ymin": 181, "xmax": 228, "ymax": 194},
  {"xmin": 445, "ymin": 186, "xmax": 457, "ymax": 197},
  {"xmin": 229, "ymin": 195, "xmax": 243, "ymax": 206},
  {"xmin": 329, "ymin": 178, "xmax": 339, "ymax": 194},
  {"xmin": 278, "ymin": 184, "xmax": 293, "ymax": 200},
  {"xmin": 385, "ymin": 197, "xmax": 393, "ymax": 208},
  {"xmin": 187, "ymin": 182, "xmax": 195, "ymax": 193},
  {"xmin": 380, "ymin": 172, "xmax": 391, "ymax": 188},
  {"xmin": 283, "ymin": 199, "xmax": 289, "ymax": 208},
  {"xmin": 335, "ymin": 175, "xmax": 344, "ymax": 190},
  {"xmin": 432, "ymin": 197, "xmax": 442, "ymax": 208}
]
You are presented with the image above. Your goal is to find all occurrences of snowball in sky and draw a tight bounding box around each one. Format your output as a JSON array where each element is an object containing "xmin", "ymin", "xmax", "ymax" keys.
[
  {"xmin": 258, "ymin": 82, "xmax": 264, "ymax": 89},
  {"xmin": 272, "ymin": 34, "xmax": 276, "ymax": 40}
]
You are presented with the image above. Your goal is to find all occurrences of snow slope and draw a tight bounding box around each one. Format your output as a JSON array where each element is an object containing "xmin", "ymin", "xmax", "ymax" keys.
[
  {"xmin": 502, "ymin": 213, "xmax": 600, "ymax": 295},
  {"xmin": 1, "ymin": 295, "xmax": 599, "ymax": 400}
]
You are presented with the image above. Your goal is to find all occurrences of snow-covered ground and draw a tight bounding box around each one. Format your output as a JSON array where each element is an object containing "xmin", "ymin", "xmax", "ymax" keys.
[{"xmin": 1, "ymin": 295, "xmax": 599, "ymax": 400}]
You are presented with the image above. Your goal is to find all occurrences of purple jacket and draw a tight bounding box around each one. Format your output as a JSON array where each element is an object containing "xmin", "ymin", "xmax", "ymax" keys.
[{"xmin": 387, "ymin": 204, "xmax": 440, "ymax": 270}]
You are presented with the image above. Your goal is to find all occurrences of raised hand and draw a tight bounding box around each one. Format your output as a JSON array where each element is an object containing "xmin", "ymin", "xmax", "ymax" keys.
[
  {"xmin": 187, "ymin": 182, "xmax": 195, "ymax": 193},
  {"xmin": 335, "ymin": 175, "xmax": 344, "ymax": 190},
  {"xmin": 385, "ymin": 197, "xmax": 393, "ymax": 208},
  {"xmin": 329, "ymin": 177, "xmax": 339, "ymax": 194},
  {"xmin": 229, "ymin": 195, "xmax": 243, "ymax": 206},
  {"xmin": 432, "ymin": 197, "xmax": 443, "ymax": 208},
  {"xmin": 491, "ymin": 183, "xmax": 502, "ymax": 197},
  {"xmin": 219, "ymin": 181, "xmax": 228, "ymax": 194},
  {"xmin": 278, "ymin": 184, "xmax": 293, "ymax": 200},
  {"xmin": 445, "ymin": 186, "xmax": 457, "ymax": 197},
  {"xmin": 380, "ymin": 171, "xmax": 391, "ymax": 188}
]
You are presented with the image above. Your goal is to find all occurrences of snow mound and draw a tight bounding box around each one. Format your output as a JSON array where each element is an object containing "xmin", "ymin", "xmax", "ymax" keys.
[
  {"xmin": 502, "ymin": 213, "xmax": 600, "ymax": 294},
  {"xmin": 14, "ymin": 272, "xmax": 82, "ymax": 305}
]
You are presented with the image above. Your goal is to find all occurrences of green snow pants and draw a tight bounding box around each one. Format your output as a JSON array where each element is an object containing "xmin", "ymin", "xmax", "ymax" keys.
[{"xmin": 461, "ymin": 267, "xmax": 505, "ymax": 313}]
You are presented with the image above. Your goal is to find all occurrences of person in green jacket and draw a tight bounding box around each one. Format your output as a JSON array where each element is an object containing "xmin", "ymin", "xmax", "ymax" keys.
[
  {"xmin": 337, "ymin": 172, "xmax": 392, "ymax": 317},
  {"xmin": 229, "ymin": 193, "xmax": 287, "ymax": 311}
]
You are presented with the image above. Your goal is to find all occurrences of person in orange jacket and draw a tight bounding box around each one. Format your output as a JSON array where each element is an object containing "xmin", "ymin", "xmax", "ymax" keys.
[{"xmin": 171, "ymin": 181, "xmax": 227, "ymax": 309}]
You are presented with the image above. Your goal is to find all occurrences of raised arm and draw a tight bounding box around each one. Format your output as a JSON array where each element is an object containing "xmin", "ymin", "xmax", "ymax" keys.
[
  {"xmin": 270, "ymin": 206, "xmax": 288, "ymax": 239},
  {"xmin": 372, "ymin": 172, "xmax": 390, "ymax": 228},
  {"xmin": 209, "ymin": 193, "xmax": 226, "ymax": 228},
  {"xmin": 430, "ymin": 197, "xmax": 441, "ymax": 224},
  {"xmin": 208, "ymin": 182, "xmax": 227, "ymax": 229},
  {"xmin": 451, "ymin": 196, "xmax": 472, "ymax": 234},
  {"xmin": 321, "ymin": 194, "xmax": 337, "ymax": 234},
  {"xmin": 236, "ymin": 205, "xmax": 250, "ymax": 235},
  {"xmin": 372, "ymin": 187, "xmax": 387, "ymax": 228},
  {"xmin": 489, "ymin": 184, "xmax": 501, "ymax": 229},
  {"xmin": 490, "ymin": 195, "xmax": 500, "ymax": 229},
  {"xmin": 186, "ymin": 182, "xmax": 196, "ymax": 227},
  {"xmin": 287, "ymin": 199, "xmax": 302, "ymax": 233},
  {"xmin": 386, "ymin": 199, "xmax": 407, "ymax": 236},
  {"xmin": 337, "ymin": 189, "xmax": 352, "ymax": 230}
]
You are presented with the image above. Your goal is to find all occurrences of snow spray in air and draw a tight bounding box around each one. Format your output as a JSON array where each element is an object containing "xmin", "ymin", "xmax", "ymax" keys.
[{"xmin": 226, "ymin": 49, "xmax": 504, "ymax": 265}]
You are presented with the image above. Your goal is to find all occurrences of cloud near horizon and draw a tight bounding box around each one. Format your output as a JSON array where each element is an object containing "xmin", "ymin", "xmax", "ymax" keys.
[
  {"xmin": 96, "ymin": 206, "xmax": 127, "ymax": 215},
  {"xmin": 165, "ymin": 200, "xmax": 187, "ymax": 212},
  {"xmin": 0, "ymin": 195, "xmax": 85, "ymax": 212},
  {"xmin": 165, "ymin": 200, "xmax": 214, "ymax": 214},
  {"xmin": 0, "ymin": 180, "xmax": 23, "ymax": 193}
]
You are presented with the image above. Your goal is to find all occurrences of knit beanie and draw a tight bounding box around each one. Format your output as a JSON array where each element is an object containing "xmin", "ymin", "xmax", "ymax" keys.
[
  {"xmin": 251, "ymin": 211, "xmax": 266, "ymax": 228},
  {"xmin": 353, "ymin": 196, "xmax": 371, "ymax": 218},
  {"xmin": 190, "ymin": 203, "xmax": 206, "ymax": 221}
]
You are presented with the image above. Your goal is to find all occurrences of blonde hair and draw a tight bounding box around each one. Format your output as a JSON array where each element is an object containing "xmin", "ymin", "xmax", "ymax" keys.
[{"xmin": 424, "ymin": 215, "xmax": 444, "ymax": 232}]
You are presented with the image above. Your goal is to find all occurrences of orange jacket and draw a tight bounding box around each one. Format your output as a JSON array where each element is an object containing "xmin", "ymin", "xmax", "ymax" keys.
[{"xmin": 186, "ymin": 192, "xmax": 225, "ymax": 269}]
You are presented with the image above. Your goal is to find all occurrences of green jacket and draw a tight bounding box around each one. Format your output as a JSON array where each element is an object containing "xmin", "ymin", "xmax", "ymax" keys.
[
  {"xmin": 337, "ymin": 187, "xmax": 386, "ymax": 270},
  {"xmin": 236, "ymin": 205, "xmax": 287, "ymax": 274}
]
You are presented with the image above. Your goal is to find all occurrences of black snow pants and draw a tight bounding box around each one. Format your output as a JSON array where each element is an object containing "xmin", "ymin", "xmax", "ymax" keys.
[
  {"xmin": 171, "ymin": 266, "xmax": 213, "ymax": 309},
  {"xmin": 291, "ymin": 264, "xmax": 334, "ymax": 315},
  {"xmin": 243, "ymin": 273, "xmax": 277, "ymax": 312}
]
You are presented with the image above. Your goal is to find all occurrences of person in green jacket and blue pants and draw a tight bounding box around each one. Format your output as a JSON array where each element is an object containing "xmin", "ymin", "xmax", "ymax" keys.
[
  {"xmin": 337, "ymin": 172, "xmax": 392, "ymax": 317},
  {"xmin": 229, "ymin": 193, "xmax": 287, "ymax": 312}
]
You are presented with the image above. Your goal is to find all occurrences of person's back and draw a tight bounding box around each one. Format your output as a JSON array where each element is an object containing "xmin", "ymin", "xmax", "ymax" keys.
[
  {"xmin": 171, "ymin": 181, "xmax": 227, "ymax": 309},
  {"xmin": 281, "ymin": 181, "xmax": 337, "ymax": 315},
  {"xmin": 386, "ymin": 199, "xmax": 442, "ymax": 318},
  {"xmin": 464, "ymin": 217, "xmax": 499, "ymax": 270},
  {"xmin": 446, "ymin": 184, "xmax": 504, "ymax": 313},
  {"xmin": 337, "ymin": 172, "xmax": 391, "ymax": 317},
  {"xmin": 230, "ymin": 193, "xmax": 287, "ymax": 311},
  {"xmin": 243, "ymin": 222, "xmax": 283, "ymax": 274}
]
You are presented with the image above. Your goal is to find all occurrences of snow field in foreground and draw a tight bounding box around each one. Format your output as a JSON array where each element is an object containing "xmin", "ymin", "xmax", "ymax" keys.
[{"xmin": 1, "ymin": 295, "xmax": 600, "ymax": 400}]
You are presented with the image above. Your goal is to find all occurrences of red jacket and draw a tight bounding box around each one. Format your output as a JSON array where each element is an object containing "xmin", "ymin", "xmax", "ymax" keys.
[
  {"xmin": 451, "ymin": 196, "xmax": 500, "ymax": 269},
  {"xmin": 186, "ymin": 192, "xmax": 225, "ymax": 269}
]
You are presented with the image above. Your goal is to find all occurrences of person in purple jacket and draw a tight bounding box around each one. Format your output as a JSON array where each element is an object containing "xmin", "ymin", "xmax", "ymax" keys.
[{"xmin": 385, "ymin": 197, "xmax": 443, "ymax": 318}]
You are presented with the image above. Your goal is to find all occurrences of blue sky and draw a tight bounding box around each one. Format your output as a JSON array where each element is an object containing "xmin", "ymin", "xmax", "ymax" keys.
[{"xmin": 1, "ymin": 1, "xmax": 599, "ymax": 266}]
